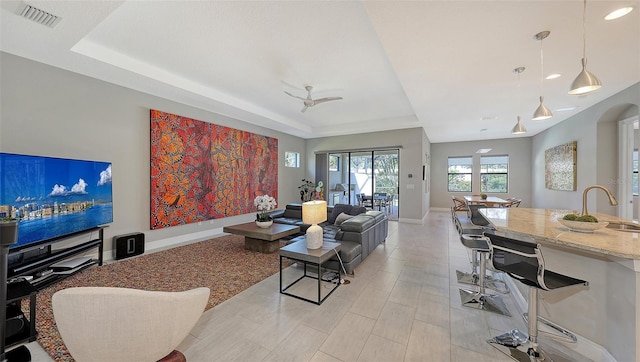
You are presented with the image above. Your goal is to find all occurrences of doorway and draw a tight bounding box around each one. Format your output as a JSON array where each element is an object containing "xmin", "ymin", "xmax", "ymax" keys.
[
  {"xmin": 324, "ymin": 149, "xmax": 399, "ymax": 220},
  {"xmin": 619, "ymin": 116, "xmax": 639, "ymax": 221}
]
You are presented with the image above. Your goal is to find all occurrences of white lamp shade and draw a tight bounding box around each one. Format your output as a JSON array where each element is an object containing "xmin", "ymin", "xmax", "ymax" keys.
[
  {"xmin": 302, "ymin": 200, "xmax": 327, "ymax": 225},
  {"xmin": 303, "ymin": 200, "xmax": 326, "ymax": 249}
]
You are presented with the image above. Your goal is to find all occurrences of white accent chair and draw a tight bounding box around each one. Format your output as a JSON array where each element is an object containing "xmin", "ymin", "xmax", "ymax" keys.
[{"xmin": 52, "ymin": 287, "xmax": 209, "ymax": 362}]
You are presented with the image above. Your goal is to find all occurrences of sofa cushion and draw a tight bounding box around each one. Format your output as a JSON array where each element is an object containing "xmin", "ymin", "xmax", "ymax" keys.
[
  {"xmin": 348, "ymin": 205, "xmax": 367, "ymax": 216},
  {"xmin": 340, "ymin": 214, "xmax": 376, "ymax": 232},
  {"xmin": 365, "ymin": 210, "xmax": 386, "ymax": 222},
  {"xmin": 334, "ymin": 212, "xmax": 353, "ymax": 226},
  {"xmin": 279, "ymin": 203, "xmax": 300, "ymax": 219},
  {"xmin": 273, "ymin": 217, "xmax": 304, "ymax": 226},
  {"xmin": 328, "ymin": 204, "xmax": 353, "ymax": 224},
  {"xmin": 332, "ymin": 240, "xmax": 361, "ymax": 263},
  {"xmin": 322, "ymin": 224, "xmax": 341, "ymax": 239}
]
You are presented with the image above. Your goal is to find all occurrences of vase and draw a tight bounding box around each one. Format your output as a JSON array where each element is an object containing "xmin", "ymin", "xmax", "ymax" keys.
[
  {"xmin": 0, "ymin": 220, "xmax": 19, "ymax": 246},
  {"xmin": 256, "ymin": 220, "xmax": 273, "ymax": 228}
]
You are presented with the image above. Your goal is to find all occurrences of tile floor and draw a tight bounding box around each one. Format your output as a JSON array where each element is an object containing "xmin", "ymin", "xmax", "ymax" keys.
[{"xmin": 18, "ymin": 210, "xmax": 573, "ymax": 361}]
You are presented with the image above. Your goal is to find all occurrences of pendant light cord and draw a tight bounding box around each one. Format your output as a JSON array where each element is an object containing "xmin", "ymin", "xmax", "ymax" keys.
[
  {"xmin": 540, "ymin": 37, "xmax": 544, "ymax": 95},
  {"xmin": 517, "ymin": 69, "xmax": 522, "ymax": 108},
  {"xmin": 582, "ymin": 0, "xmax": 587, "ymax": 59}
]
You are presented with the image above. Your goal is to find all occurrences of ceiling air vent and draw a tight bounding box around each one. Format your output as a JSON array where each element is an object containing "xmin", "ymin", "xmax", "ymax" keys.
[{"xmin": 17, "ymin": 2, "xmax": 62, "ymax": 28}]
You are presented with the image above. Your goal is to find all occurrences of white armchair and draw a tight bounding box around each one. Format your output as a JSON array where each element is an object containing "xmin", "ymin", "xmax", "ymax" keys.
[{"xmin": 52, "ymin": 287, "xmax": 210, "ymax": 362}]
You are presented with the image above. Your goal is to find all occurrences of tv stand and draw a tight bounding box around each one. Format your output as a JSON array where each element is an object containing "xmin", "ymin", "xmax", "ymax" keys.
[
  {"xmin": 3, "ymin": 227, "xmax": 105, "ymax": 350},
  {"xmin": 8, "ymin": 227, "xmax": 104, "ymax": 289}
]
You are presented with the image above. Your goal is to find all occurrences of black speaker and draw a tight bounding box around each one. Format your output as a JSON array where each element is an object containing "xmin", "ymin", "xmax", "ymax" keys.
[
  {"xmin": 5, "ymin": 303, "xmax": 26, "ymax": 338},
  {"xmin": 113, "ymin": 233, "xmax": 145, "ymax": 260}
]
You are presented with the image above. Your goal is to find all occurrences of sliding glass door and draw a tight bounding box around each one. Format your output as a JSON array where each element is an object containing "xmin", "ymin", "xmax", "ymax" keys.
[
  {"xmin": 373, "ymin": 150, "xmax": 399, "ymax": 217},
  {"xmin": 324, "ymin": 149, "xmax": 399, "ymax": 219}
]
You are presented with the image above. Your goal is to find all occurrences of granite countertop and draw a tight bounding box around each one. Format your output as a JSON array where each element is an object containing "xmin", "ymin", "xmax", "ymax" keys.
[{"xmin": 480, "ymin": 207, "xmax": 640, "ymax": 260}]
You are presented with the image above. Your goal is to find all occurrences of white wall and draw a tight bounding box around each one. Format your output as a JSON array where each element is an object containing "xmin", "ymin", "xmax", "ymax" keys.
[
  {"xmin": 0, "ymin": 52, "xmax": 306, "ymax": 253},
  {"xmin": 306, "ymin": 128, "xmax": 429, "ymax": 223},
  {"xmin": 528, "ymin": 84, "xmax": 639, "ymax": 362},
  {"xmin": 532, "ymin": 83, "xmax": 640, "ymax": 214},
  {"xmin": 430, "ymin": 138, "xmax": 532, "ymax": 208},
  {"xmin": 423, "ymin": 131, "xmax": 431, "ymax": 219}
]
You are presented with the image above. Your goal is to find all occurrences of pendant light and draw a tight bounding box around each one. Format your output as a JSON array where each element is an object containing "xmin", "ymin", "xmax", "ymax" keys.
[
  {"xmin": 511, "ymin": 67, "xmax": 527, "ymax": 135},
  {"xmin": 533, "ymin": 31, "xmax": 553, "ymax": 121},
  {"xmin": 569, "ymin": 0, "xmax": 601, "ymax": 95},
  {"xmin": 512, "ymin": 116, "xmax": 527, "ymax": 134}
]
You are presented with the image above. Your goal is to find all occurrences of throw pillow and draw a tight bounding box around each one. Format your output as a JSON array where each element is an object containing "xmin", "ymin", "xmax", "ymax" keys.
[
  {"xmin": 328, "ymin": 204, "xmax": 352, "ymax": 224},
  {"xmin": 334, "ymin": 212, "xmax": 354, "ymax": 226}
]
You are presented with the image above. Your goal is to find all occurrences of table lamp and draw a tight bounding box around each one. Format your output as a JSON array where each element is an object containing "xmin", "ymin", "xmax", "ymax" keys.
[{"xmin": 302, "ymin": 200, "xmax": 327, "ymax": 249}]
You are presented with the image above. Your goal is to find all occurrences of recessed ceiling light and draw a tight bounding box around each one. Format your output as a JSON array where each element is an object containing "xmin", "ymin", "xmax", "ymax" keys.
[
  {"xmin": 476, "ymin": 148, "xmax": 492, "ymax": 154},
  {"xmin": 546, "ymin": 73, "xmax": 561, "ymax": 80},
  {"xmin": 556, "ymin": 106, "xmax": 578, "ymax": 112},
  {"xmin": 605, "ymin": 7, "xmax": 634, "ymax": 20},
  {"xmin": 480, "ymin": 116, "xmax": 497, "ymax": 121}
]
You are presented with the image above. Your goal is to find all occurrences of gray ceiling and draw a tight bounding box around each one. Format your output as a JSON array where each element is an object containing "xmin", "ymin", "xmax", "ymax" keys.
[{"xmin": 1, "ymin": 0, "xmax": 638, "ymax": 142}]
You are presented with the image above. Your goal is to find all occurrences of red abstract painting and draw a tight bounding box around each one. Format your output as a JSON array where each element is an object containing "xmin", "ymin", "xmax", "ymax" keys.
[{"xmin": 150, "ymin": 109, "xmax": 278, "ymax": 229}]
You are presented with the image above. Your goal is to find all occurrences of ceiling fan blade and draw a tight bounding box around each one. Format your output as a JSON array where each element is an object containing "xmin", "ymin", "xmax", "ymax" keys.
[
  {"xmin": 312, "ymin": 97, "xmax": 343, "ymax": 105},
  {"xmin": 284, "ymin": 91, "xmax": 306, "ymax": 101},
  {"xmin": 301, "ymin": 105, "xmax": 308, "ymax": 113}
]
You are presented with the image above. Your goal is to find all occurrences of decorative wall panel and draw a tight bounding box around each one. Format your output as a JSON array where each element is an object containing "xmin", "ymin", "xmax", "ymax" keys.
[
  {"xmin": 545, "ymin": 141, "xmax": 577, "ymax": 191},
  {"xmin": 150, "ymin": 109, "xmax": 278, "ymax": 229}
]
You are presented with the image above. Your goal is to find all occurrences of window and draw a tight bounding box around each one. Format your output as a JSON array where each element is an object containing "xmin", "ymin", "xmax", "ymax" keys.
[
  {"xmin": 284, "ymin": 152, "xmax": 300, "ymax": 168},
  {"xmin": 480, "ymin": 155, "xmax": 509, "ymax": 193},
  {"xmin": 448, "ymin": 157, "xmax": 472, "ymax": 192},
  {"xmin": 633, "ymin": 150, "xmax": 638, "ymax": 196},
  {"xmin": 329, "ymin": 154, "xmax": 340, "ymax": 171}
]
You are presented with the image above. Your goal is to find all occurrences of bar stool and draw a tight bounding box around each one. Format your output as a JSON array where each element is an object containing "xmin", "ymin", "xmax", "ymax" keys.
[
  {"xmin": 452, "ymin": 211, "xmax": 509, "ymax": 292},
  {"xmin": 466, "ymin": 203, "xmax": 492, "ymax": 227},
  {"xmin": 452, "ymin": 215, "xmax": 510, "ymax": 316},
  {"xmin": 484, "ymin": 231, "xmax": 589, "ymax": 361}
]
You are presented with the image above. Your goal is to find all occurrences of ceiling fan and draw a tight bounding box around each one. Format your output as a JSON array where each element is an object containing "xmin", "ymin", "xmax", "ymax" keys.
[{"xmin": 284, "ymin": 85, "xmax": 343, "ymax": 113}]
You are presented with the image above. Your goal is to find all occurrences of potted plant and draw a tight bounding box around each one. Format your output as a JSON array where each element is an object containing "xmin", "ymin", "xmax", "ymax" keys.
[
  {"xmin": 298, "ymin": 179, "xmax": 315, "ymax": 202},
  {"xmin": 0, "ymin": 217, "xmax": 19, "ymax": 246},
  {"xmin": 254, "ymin": 195, "xmax": 277, "ymax": 228},
  {"xmin": 480, "ymin": 193, "xmax": 488, "ymax": 200}
]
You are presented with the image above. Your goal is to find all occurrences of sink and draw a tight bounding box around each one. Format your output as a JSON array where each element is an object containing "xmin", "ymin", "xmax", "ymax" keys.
[{"xmin": 606, "ymin": 222, "xmax": 640, "ymax": 232}]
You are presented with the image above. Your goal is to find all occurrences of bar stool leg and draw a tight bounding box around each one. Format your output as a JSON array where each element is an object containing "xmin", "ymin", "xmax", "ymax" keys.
[
  {"xmin": 459, "ymin": 252, "xmax": 511, "ymax": 316},
  {"xmin": 456, "ymin": 249, "xmax": 480, "ymax": 285},
  {"xmin": 457, "ymin": 249, "xmax": 510, "ymax": 294},
  {"xmin": 488, "ymin": 288, "xmax": 559, "ymax": 361}
]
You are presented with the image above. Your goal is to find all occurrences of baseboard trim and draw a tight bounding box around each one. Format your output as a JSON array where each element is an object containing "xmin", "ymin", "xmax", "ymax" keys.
[
  {"xmin": 430, "ymin": 207, "xmax": 451, "ymax": 213},
  {"xmin": 398, "ymin": 209, "xmax": 432, "ymax": 224},
  {"xmin": 398, "ymin": 217, "xmax": 423, "ymax": 224},
  {"xmin": 103, "ymin": 228, "xmax": 225, "ymax": 263}
]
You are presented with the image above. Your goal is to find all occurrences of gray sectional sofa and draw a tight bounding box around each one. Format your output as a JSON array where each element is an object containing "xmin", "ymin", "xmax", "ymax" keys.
[{"xmin": 270, "ymin": 203, "xmax": 388, "ymax": 275}]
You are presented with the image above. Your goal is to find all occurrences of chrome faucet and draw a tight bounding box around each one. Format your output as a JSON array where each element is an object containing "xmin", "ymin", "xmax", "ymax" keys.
[{"xmin": 581, "ymin": 185, "xmax": 618, "ymax": 216}]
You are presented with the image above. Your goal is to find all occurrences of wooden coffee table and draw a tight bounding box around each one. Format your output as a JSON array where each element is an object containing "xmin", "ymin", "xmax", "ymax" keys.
[{"xmin": 223, "ymin": 222, "xmax": 300, "ymax": 253}]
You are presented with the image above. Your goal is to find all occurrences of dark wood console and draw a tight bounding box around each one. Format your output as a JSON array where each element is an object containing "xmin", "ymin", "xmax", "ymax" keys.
[{"xmin": 3, "ymin": 226, "xmax": 105, "ymax": 349}]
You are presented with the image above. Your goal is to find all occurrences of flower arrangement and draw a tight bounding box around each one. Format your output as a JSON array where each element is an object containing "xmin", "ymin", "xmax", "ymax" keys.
[{"xmin": 254, "ymin": 194, "xmax": 277, "ymax": 222}]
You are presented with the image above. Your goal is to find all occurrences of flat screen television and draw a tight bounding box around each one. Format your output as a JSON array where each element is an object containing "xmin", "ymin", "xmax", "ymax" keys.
[{"xmin": 0, "ymin": 152, "xmax": 113, "ymax": 252}]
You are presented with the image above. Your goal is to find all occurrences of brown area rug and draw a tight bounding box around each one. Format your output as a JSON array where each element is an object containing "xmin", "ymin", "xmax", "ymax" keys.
[{"xmin": 27, "ymin": 234, "xmax": 285, "ymax": 361}]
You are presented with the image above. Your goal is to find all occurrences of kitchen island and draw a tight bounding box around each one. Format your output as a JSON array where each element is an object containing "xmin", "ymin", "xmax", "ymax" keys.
[{"xmin": 480, "ymin": 207, "xmax": 639, "ymax": 362}]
